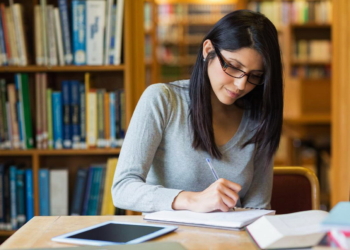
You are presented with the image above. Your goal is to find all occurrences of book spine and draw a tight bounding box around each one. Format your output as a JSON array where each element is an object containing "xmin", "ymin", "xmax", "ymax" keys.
[
  {"xmin": 0, "ymin": 164, "xmax": 5, "ymax": 229},
  {"xmin": 109, "ymin": 92, "xmax": 116, "ymax": 148},
  {"xmin": 62, "ymin": 80, "xmax": 72, "ymax": 149},
  {"xmin": 58, "ymin": 0, "xmax": 73, "ymax": 65},
  {"xmin": 21, "ymin": 74, "xmax": 34, "ymax": 149},
  {"xmin": 47, "ymin": 5, "xmax": 58, "ymax": 66},
  {"xmin": 0, "ymin": 79, "xmax": 9, "ymax": 149},
  {"xmin": 72, "ymin": 0, "xmax": 86, "ymax": 65},
  {"xmin": 15, "ymin": 169, "xmax": 26, "ymax": 227},
  {"xmin": 35, "ymin": 73, "xmax": 42, "ymax": 149},
  {"xmin": 86, "ymin": 0, "xmax": 106, "ymax": 65},
  {"xmin": 5, "ymin": 103, "xmax": 13, "ymax": 149},
  {"xmin": 49, "ymin": 169, "xmax": 68, "ymax": 216},
  {"xmin": 14, "ymin": 74, "xmax": 26, "ymax": 149},
  {"xmin": 34, "ymin": 6, "xmax": 44, "ymax": 65},
  {"xmin": 53, "ymin": 8, "xmax": 65, "ymax": 66},
  {"xmin": 104, "ymin": 92, "xmax": 110, "ymax": 148},
  {"xmin": 114, "ymin": 0, "xmax": 124, "ymax": 65},
  {"xmin": 38, "ymin": 169, "xmax": 50, "ymax": 215},
  {"xmin": 101, "ymin": 158, "xmax": 118, "ymax": 215},
  {"xmin": 40, "ymin": 0, "xmax": 48, "ymax": 65},
  {"xmin": 96, "ymin": 89, "xmax": 105, "ymax": 148},
  {"xmin": 7, "ymin": 84, "xmax": 20, "ymax": 149},
  {"xmin": 15, "ymin": 75, "xmax": 26, "ymax": 149},
  {"xmin": 70, "ymin": 168, "xmax": 87, "ymax": 215},
  {"xmin": 0, "ymin": 4, "xmax": 11, "ymax": 65},
  {"xmin": 5, "ymin": 7, "xmax": 18, "ymax": 65},
  {"xmin": 25, "ymin": 169, "xmax": 34, "ymax": 222},
  {"xmin": 108, "ymin": 5, "xmax": 116, "ymax": 65},
  {"xmin": 96, "ymin": 166, "xmax": 106, "ymax": 215},
  {"xmin": 0, "ymin": 8, "xmax": 8, "ymax": 65},
  {"xmin": 52, "ymin": 91, "xmax": 63, "ymax": 149},
  {"xmin": 82, "ymin": 166, "xmax": 93, "ymax": 215},
  {"xmin": 4, "ymin": 166, "xmax": 11, "ymax": 230},
  {"xmin": 11, "ymin": 4, "xmax": 27, "ymax": 66},
  {"xmin": 87, "ymin": 90, "xmax": 97, "ymax": 148},
  {"xmin": 71, "ymin": 80, "xmax": 80, "ymax": 149},
  {"xmin": 46, "ymin": 88, "xmax": 53, "ymax": 149},
  {"xmin": 103, "ymin": 0, "xmax": 113, "ymax": 65},
  {"xmin": 41, "ymin": 73, "xmax": 48, "ymax": 149},
  {"xmin": 79, "ymin": 83, "xmax": 86, "ymax": 149},
  {"xmin": 9, "ymin": 166, "xmax": 17, "ymax": 229}
]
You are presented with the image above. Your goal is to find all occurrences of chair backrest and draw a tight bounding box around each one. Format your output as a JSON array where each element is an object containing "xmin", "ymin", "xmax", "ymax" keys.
[{"xmin": 271, "ymin": 166, "xmax": 320, "ymax": 214}]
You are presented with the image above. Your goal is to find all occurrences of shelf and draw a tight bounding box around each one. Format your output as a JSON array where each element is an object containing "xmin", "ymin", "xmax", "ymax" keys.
[
  {"xmin": 0, "ymin": 65, "xmax": 125, "ymax": 73},
  {"xmin": 291, "ymin": 23, "xmax": 331, "ymax": 29},
  {"xmin": 0, "ymin": 148, "xmax": 121, "ymax": 156},
  {"xmin": 291, "ymin": 60, "xmax": 331, "ymax": 65},
  {"xmin": 0, "ymin": 230, "xmax": 16, "ymax": 236}
]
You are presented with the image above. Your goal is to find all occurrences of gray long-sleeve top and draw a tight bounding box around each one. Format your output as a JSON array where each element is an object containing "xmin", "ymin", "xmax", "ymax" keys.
[{"xmin": 112, "ymin": 80, "xmax": 273, "ymax": 213}]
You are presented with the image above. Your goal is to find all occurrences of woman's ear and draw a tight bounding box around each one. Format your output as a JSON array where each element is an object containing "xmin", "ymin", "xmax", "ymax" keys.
[{"xmin": 202, "ymin": 39, "xmax": 214, "ymax": 59}]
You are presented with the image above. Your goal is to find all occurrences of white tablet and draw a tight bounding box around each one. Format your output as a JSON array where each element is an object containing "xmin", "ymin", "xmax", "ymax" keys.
[{"xmin": 51, "ymin": 221, "xmax": 178, "ymax": 246}]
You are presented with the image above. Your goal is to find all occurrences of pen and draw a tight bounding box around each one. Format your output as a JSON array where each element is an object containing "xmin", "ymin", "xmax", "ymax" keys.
[
  {"xmin": 205, "ymin": 158, "xmax": 235, "ymax": 211},
  {"xmin": 206, "ymin": 158, "xmax": 219, "ymax": 180}
]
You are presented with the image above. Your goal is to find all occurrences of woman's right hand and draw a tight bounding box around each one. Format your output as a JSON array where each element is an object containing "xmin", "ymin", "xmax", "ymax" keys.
[{"xmin": 172, "ymin": 178, "xmax": 241, "ymax": 212}]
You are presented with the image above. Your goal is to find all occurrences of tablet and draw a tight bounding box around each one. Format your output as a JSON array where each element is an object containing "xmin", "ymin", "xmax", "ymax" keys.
[{"xmin": 51, "ymin": 221, "xmax": 178, "ymax": 246}]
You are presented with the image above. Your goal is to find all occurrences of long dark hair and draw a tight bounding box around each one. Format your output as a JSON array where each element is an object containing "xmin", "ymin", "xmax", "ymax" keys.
[{"xmin": 189, "ymin": 9, "xmax": 283, "ymax": 168}]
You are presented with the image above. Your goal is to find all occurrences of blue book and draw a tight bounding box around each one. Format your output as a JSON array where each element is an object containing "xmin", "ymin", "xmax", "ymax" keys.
[
  {"xmin": 61, "ymin": 81, "xmax": 72, "ymax": 149},
  {"xmin": 38, "ymin": 169, "xmax": 50, "ymax": 216},
  {"xmin": 0, "ymin": 164, "xmax": 5, "ymax": 229},
  {"xmin": 70, "ymin": 81, "xmax": 80, "ymax": 149},
  {"xmin": 321, "ymin": 202, "xmax": 350, "ymax": 229},
  {"xmin": 79, "ymin": 83, "xmax": 86, "ymax": 148},
  {"xmin": 58, "ymin": 0, "xmax": 73, "ymax": 65},
  {"xmin": 109, "ymin": 92, "xmax": 116, "ymax": 148},
  {"xmin": 52, "ymin": 92, "xmax": 63, "ymax": 149},
  {"xmin": 72, "ymin": 0, "xmax": 86, "ymax": 65},
  {"xmin": 9, "ymin": 166, "xmax": 17, "ymax": 229},
  {"xmin": 15, "ymin": 74, "xmax": 25, "ymax": 149},
  {"xmin": 25, "ymin": 169, "xmax": 34, "ymax": 221},
  {"xmin": 82, "ymin": 167, "xmax": 94, "ymax": 215},
  {"xmin": 87, "ymin": 166, "xmax": 103, "ymax": 215},
  {"xmin": 0, "ymin": 9, "xmax": 7, "ymax": 66},
  {"xmin": 15, "ymin": 169, "xmax": 26, "ymax": 228},
  {"xmin": 70, "ymin": 168, "xmax": 88, "ymax": 215},
  {"xmin": 108, "ymin": 5, "xmax": 116, "ymax": 65}
]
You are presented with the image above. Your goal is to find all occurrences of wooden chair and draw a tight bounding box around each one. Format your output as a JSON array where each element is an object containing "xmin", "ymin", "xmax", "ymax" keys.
[{"xmin": 271, "ymin": 166, "xmax": 320, "ymax": 214}]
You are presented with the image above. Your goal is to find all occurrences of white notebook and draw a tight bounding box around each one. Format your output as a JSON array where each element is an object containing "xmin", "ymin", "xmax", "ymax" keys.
[{"xmin": 144, "ymin": 208, "xmax": 275, "ymax": 230}]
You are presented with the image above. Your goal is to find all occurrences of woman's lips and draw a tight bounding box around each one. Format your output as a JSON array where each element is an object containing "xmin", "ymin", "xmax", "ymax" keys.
[{"xmin": 225, "ymin": 88, "xmax": 239, "ymax": 98}]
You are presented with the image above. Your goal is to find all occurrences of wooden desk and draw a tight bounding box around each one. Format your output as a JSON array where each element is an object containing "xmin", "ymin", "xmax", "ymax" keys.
[{"xmin": 0, "ymin": 216, "xmax": 258, "ymax": 250}]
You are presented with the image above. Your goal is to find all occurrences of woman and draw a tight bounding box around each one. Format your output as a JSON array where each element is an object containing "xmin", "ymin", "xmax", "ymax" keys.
[{"xmin": 112, "ymin": 9, "xmax": 283, "ymax": 213}]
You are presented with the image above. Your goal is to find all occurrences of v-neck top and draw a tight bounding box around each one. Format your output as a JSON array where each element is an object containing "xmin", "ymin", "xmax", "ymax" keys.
[{"xmin": 112, "ymin": 80, "xmax": 273, "ymax": 213}]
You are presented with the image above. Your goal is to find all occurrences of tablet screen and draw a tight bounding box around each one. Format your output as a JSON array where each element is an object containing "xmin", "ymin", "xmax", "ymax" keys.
[
  {"xmin": 51, "ymin": 221, "xmax": 178, "ymax": 245},
  {"xmin": 67, "ymin": 223, "xmax": 166, "ymax": 243}
]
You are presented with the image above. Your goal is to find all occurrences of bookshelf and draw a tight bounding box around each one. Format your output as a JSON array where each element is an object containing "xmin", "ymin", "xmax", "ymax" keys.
[
  {"xmin": 155, "ymin": 0, "xmax": 239, "ymax": 82},
  {"xmin": 0, "ymin": 0, "xmax": 145, "ymax": 235}
]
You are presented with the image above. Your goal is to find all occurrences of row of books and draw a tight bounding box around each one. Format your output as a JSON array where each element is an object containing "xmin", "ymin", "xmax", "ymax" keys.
[
  {"xmin": 291, "ymin": 65, "xmax": 331, "ymax": 79},
  {"xmin": 293, "ymin": 39, "xmax": 331, "ymax": 63},
  {"xmin": 248, "ymin": 0, "xmax": 332, "ymax": 26},
  {"xmin": 39, "ymin": 158, "xmax": 118, "ymax": 217},
  {"xmin": 0, "ymin": 73, "xmax": 126, "ymax": 150},
  {"xmin": 36, "ymin": 0, "xmax": 124, "ymax": 66},
  {"xmin": 0, "ymin": 164, "xmax": 34, "ymax": 230},
  {"xmin": 0, "ymin": 3, "xmax": 28, "ymax": 66},
  {"xmin": 157, "ymin": 4, "xmax": 236, "ymax": 24}
]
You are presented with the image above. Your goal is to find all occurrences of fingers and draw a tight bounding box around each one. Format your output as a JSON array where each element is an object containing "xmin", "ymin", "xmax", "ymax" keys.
[{"xmin": 216, "ymin": 178, "xmax": 242, "ymax": 192}]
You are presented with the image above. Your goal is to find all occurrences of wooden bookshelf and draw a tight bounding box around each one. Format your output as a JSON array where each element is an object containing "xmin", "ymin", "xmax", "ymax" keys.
[
  {"xmin": 0, "ymin": 0, "xmax": 145, "ymax": 236},
  {"xmin": 0, "ymin": 65, "xmax": 126, "ymax": 73}
]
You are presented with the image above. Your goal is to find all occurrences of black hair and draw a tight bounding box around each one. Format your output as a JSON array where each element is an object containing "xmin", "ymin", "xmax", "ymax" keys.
[{"xmin": 189, "ymin": 9, "xmax": 283, "ymax": 168}]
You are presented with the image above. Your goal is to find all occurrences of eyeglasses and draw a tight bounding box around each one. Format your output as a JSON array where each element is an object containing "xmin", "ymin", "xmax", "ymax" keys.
[{"xmin": 214, "ymin": 47, "xmax": 264, "ymax": 86}]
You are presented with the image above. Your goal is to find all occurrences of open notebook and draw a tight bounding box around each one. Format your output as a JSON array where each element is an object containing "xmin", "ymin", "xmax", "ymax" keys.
[{"xmin": 144, "ymin": 207, "xmax": 275, "ymax": 230}]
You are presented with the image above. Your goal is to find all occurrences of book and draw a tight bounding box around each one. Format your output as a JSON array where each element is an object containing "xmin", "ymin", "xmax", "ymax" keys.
[
  {"xmin": 144, "ymin": 208, "xmax": 275, "ymax": 230},
  {"xmin": 39, "ymin": 169, "xmax": 50, "ymax": 216},
  {"xmin": 246, "ymin": 210, "xmax": 329, "ymax": 249},
  {"xmin": 100, "ymin": 158, "xmax": 118, "ymax": 215},
  {"xmin": 321, "ymin": 202, "xmax": 350, "ymax": 231},
  {"xmin": 50, "ymin": 169, "xmax": 68, "ymax": 216}
]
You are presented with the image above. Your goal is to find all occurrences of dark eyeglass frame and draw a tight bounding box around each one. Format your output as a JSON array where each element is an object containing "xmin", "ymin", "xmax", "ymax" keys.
[{"xmin": 214, "ymin": 47, "xmax": 264, "ymax": 86}]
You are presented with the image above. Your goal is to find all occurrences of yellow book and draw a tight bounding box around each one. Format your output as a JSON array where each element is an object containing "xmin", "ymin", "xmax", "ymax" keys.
[{"xmin": 101, "ymin": 158, "xmax": 118, "ymax": 215}]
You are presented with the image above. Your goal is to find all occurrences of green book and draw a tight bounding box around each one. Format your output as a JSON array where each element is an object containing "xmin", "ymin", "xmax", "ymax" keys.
[
  {"xmin": 21, "ymin": 74, "xmax": 34, "ymax": 149},
  {"xmin": 46, "ymin": 88, "xmax": 53, "ymax": 149}
]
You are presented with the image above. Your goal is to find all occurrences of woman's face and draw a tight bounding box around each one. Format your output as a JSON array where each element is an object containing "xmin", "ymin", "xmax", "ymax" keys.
[{"xmin": 203, "ymin": 40, "xmax": 264, "ymax": 106}]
